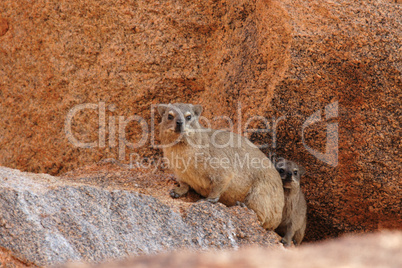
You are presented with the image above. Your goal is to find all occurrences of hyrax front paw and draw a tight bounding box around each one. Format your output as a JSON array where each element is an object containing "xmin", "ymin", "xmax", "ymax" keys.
[
  {"xmin": 170, "ymin": 189, "xmax": 181, "ymax": 198},
  {"xmin": 280, "ymin": 238, "xmax": 291, "ymax": 248},
  {"xmin": 169, "ymin": 186, "xmax": 188, "ymax": 199},
  {"xmin": 236, "ymin": 201, "xmax": 247, "ymax": 208}
]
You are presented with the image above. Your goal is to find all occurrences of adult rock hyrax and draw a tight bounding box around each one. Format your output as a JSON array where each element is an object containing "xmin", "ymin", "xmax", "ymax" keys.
[
  {"xmin": 274, "ymin": 158, "xmax": 307, "ymax": 246},
  {"xmin": 157, "ymin": 103, "xmax": 284, "ymax": 230}
]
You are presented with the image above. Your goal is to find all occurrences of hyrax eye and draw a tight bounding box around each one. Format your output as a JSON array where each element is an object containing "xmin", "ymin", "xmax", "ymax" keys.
[
  {"xmin": 279, "ymin": 168, "xmax": 284, "ymax": 174},
  {"xmin": 293, "ymin": 170, "xmax": 298, "ymax": 176},
  {"xmin": 168, "ymin": 114, "xmax": 174, "ymax": 120},
  {"xmin": 186, "ymin": 115, "xmax": 191, "ymax": 121}
]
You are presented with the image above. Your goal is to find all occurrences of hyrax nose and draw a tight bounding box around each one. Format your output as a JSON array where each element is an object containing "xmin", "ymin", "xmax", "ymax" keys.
[
  {"xmin": 176, "ymin": 120, "xmax": 183, "ymax": 126},
  {"xmin": 285, "ymin": 172, "xmax": 293, "ymax": 181}
]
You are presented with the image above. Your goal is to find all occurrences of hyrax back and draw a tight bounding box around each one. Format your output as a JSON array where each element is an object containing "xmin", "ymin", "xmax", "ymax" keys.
[
  {"xmin": 274, "ymin": 158, "xmax": 307, "ymax": 246},
  {"xmin": 158, "ymin": 103, "xmax": 284, "ymax": 230}
]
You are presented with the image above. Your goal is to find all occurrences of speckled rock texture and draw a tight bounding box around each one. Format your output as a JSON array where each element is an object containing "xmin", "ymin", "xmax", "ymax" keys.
[
  {"xmin": 0, "ymin": 248, "xmax": 30, "ymax": 268},
  {"xmin": 0, "ymin": 0, "xmax": 400, "ymax": 243},
  {"xmin": 0, "ymin": 165, "xmax": 281, "ymax": 267},
  {"xmin": 65, "ymin": 231, "xmax": 402, "ymax": 268},
  {"xmin": 268, "ymin": 0, "xmax": 402, "ymax": 241}
]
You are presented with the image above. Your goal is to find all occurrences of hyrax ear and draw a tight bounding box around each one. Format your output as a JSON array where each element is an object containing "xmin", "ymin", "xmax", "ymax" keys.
[
  {"xmin": 275, "ymin": 157, "xmax": 285, "ymax": 169},
  {"xmin": 298, "ymin": 165, "xmax": 306, "ymax": 176},
  {"xmin": 192, "ymin": 104, "xmax": 203, "ymax": 117},
  {"xmin": 157, "ymin": 104, "xmax": 169, "ymax": 117}
]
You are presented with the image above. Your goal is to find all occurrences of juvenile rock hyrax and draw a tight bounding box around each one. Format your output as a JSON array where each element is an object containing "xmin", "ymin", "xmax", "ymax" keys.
[
  {"xmin": 274, "ymin": 158, "xmax": 307, "ymax": 246},
  {"xmin": 157, "ymin": 103, "xmax": 284, "ymax": 230}
]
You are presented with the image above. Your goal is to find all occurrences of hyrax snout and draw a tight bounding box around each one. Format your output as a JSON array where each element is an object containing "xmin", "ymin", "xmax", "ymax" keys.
[
  {"xmin": 158, "ymin": 103, "xmax": 284, "ymax": 230},
  {"xmin": 275, "ymin": 158, "xmax": 307, "ymax": 247}
]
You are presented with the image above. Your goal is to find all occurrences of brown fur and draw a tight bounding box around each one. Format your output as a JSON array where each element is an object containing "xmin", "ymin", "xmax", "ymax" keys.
[
  {"xmin": 274, "ymin": 158, "xmax": 307, "ymax": 246},
  {"xmin": 158, "ymin": 103, "xmax": 284, "ymax": 230}
]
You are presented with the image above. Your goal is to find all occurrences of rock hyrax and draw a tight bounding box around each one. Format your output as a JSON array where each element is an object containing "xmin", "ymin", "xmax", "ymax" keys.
[
  {"xmin": 274, "ymin": 158, "xmax": 307, "ymax": 246},
  {"xmin": 158, "ymin": 103, "xmax": 284, "ymax": 230}
]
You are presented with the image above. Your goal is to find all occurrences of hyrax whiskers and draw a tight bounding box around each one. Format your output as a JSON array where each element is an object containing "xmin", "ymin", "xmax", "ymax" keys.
[
  {"xmin": 158, "ymin": 103, "xmax": 284, "ymax": 230},
  {"xmin": 274, "ymin": 158, "xmax": 307, "ymax": 246}
]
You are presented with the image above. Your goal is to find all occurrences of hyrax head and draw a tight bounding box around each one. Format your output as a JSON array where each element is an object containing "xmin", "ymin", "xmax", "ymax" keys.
[
  {"xmin": 275, "ymin": 158, "xmax": 306, "ymax": 189},
  {"xmin": 157, "ymin": 103, "xmax": 203, "ymax": 137}
]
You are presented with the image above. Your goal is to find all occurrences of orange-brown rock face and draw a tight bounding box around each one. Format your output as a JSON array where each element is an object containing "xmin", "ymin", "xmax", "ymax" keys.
[
  {"xmin": 0, "ymin": 0, "xmax": 290, "ymax": 173},
  {"xmin": 266, "ymin": 0, "xmax": 402, "ymax": 241},
  {"xmin": 0, "ymin": 17, "xmax": 8, "ymax": 36},
  {"xmin": 0, "ymin": 0, "xmax": 400, "ymax": 242}
]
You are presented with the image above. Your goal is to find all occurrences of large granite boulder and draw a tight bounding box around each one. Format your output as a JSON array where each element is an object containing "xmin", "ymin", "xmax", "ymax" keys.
[{"xmin": 0, "ymin": 165, "xmax": 280, "ymax": 266}]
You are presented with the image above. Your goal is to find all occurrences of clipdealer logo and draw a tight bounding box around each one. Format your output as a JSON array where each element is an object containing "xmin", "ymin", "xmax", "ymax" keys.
[{"xmin": 64, "ymin": 101, "xmax": 338, "ymax": 168}]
